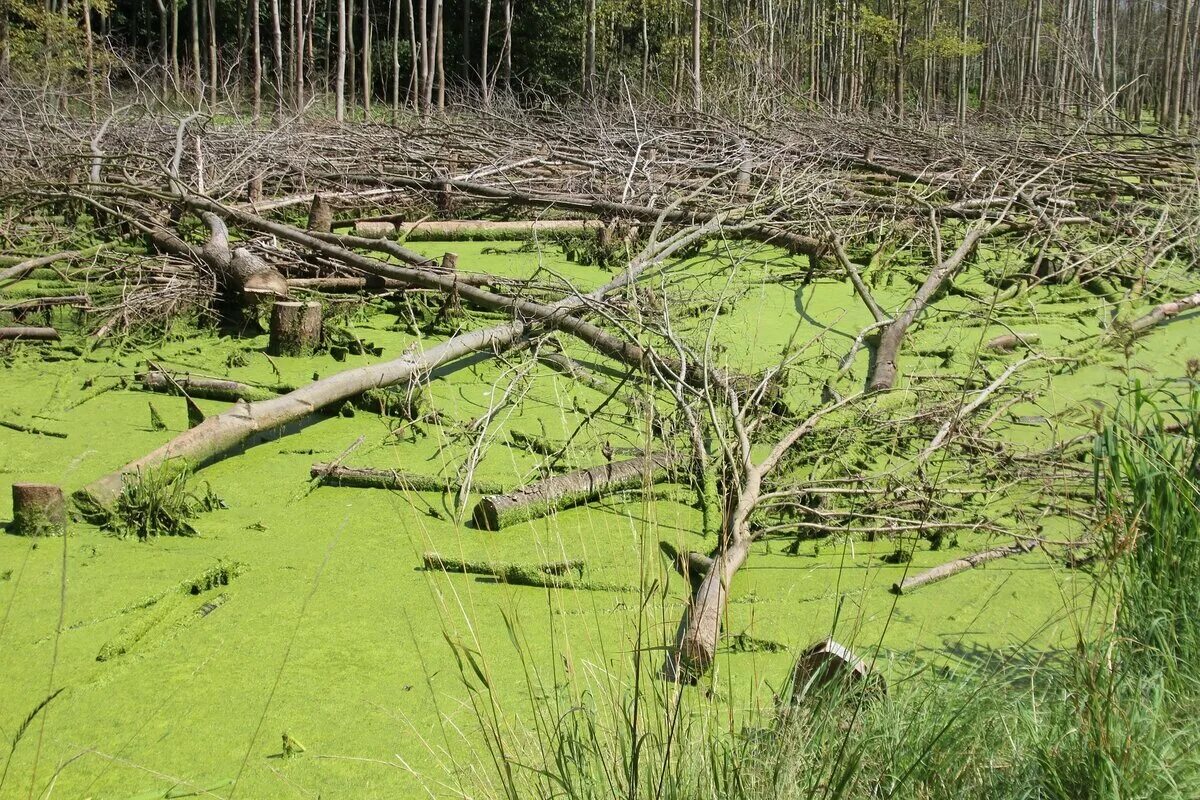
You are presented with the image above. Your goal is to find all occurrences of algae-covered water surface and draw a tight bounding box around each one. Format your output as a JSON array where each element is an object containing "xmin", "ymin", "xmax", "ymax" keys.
[{"xmin": 2, "ymin": 236, "xmax": 1196, "ymax": 798}]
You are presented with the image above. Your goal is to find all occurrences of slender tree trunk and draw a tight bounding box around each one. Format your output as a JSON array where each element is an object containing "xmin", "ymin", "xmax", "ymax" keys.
[
  {"xmin": 391, "ymin": 0, "xmax": 401, "ymax": 117},
  {"xmin": 336, "ymin": 0, "xmax": 347, "ymax": 119},
  {"xmin": 362, "ymin": 0, "xmax": 372, "ymax": 113},
  {"xmin": 207, "ymin": 0, "xmax": 218, "ymax": 107},
  {"xmin": 171, "ymin": 0, "xmax": 181, "ymax": 91},
  {"xmin": 252, "ymin": 0, "xmax": 262, "ymax": 120},
  {"xmin": 156, "ymin": 0, "xmax": 170, "ymax": 95},
  {"xmin": 191, "ymin": 0, "xmax": 203, "ymax": 103},
  {"xmin": 691, "ymin": 0, "xmax": 702, "ymax": 110},
  {"xmin": 435, "ymin": 0, "xmax": 445, "ymax": 110},
  {"xmin": 270, "ymin": 0, "xmax": 284, "ymax": 115},
  {"xmin": 585, "ymin": 0, "xmax": 596, "ymax": 95},
  {"xmin": 958, "ymin": 0, "xmax": 969, "ymax": 125},
  {"xmin": 501, "ymin": 0, "xmax": 511, "ymax": 90},
  {"xmin": 83, "ymin": 0, "xmax": 95, "ymax": 113},
  {"xmin": 480, "ymin": 0, "xmax": 491, "ymax": 104}
]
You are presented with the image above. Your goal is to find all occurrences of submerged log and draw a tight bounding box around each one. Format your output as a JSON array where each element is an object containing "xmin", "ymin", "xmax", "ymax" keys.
[
  {"xmin": 422, "ymin": 552, "xmax": 626, "ymax": 591},
  {"xmin": 473, "ymin": 453, "xmax": 677, "ymax": 530},
  {"xmin": 311, "ymin": 463, "xmax": 507, "ymax": 495},
  {"xmin": 11, "ymin": 483, "xmax": 68, "ymax": 536},
  {"xmin": 139, "ymin": 370, "xmax": 282, "ymax": 402},
  {"xmin": 890, "ymin": 539, "xmax": 1036, "ymax": 595},
  {"xmin": 0, "ymin": 327, "xmax": 60, "ymax": 341},
  {"xmin": 269, "ymin": 301, "xmax": 323, "ymax": 356},
  {"xmin": 985, "ymin": 332, "xmax": 1040, "ymax": 352},
  {"xmin": 421, "ymin": 552, "xmax": 584, "ymax": 577}
]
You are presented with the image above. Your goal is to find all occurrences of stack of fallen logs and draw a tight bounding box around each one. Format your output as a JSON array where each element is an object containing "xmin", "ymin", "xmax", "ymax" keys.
[{"xmin": 4, "ymin": 102, "xmax": 1196, "ymax": 688}]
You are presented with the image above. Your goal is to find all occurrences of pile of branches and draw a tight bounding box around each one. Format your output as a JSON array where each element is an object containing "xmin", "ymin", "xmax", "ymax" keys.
[{"xmin": 3, "ymin": 90, "xmax": 1198, "ymax": 686}]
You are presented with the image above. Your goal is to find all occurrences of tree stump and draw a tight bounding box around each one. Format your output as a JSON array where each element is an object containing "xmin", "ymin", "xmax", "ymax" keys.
[
  {"xmin": 788, "ymin": 639, "xmax": 884, "ymax": 703},
  {"xmin": 11, "ymin": 483, "xmax": 68, "ymax": 536},
  {"xmin": 269, "ymin": 301, "xmax": 323, "ymax": 357},
  {"xmin": 441, "ymin": 252, "xmax": 459, "ymax": 271},
  {"xmin": 307, "ymin": 194, "xmax": 333, "ymax": 233}
]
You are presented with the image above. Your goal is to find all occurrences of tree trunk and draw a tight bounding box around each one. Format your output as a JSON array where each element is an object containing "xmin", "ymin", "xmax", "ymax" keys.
[
  {"xmin": 362, "ymin": 0, "xmax": 372, "ymax": 113},
  {"xmin": 336, "ymin": 0, "xmax": 347, "ymax": 120},
  {"xmin": 313, "ymin": 464, "xmax": 507, "ymax": 494},
  {"xmin": 271, "ymin": 0, "xmax": 285, "ymax": 116},
  {"xmin": 473, "ymin": 453, "xmax": 678, "ymax": 530},
  {"xmin": 0, "ymin": 327, "xmax": 60, "ymax": 341},
  {"xmin": 191, "ymin": 0, "xmax": 203, "ymax": 103},
  {"xmin": 11, "ymin": 483, "xmax": 68, "ymax": 536},
  {"xmin": 692, "ymin": 0, "xmax": 702, "ymax": 110},
  {"xmin": 140, "ymin": 370, "xmax": 282, "ymax": 402},
  {"xmin": 480, "ymin": 0, "xmax": 491, "ymax": 105},
  {"xmin": 269, "ymin": 300, "xmax": 323, "ymax": 356},
  {"xmin": 891, "ymin": 540, "xmax": 1035, "ymax": 594},
  {"xmin": 252, "ymin": 0, "xmax": 263, "ymax": 120}
]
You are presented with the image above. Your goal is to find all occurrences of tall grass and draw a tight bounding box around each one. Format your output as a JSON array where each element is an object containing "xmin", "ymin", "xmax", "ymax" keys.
[{"xmin": 439, "ymin": 384, "xmax": 1200, "ymax": 799}]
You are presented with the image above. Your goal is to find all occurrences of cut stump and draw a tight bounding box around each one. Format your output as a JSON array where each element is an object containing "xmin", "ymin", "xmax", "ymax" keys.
[
  {"xmin": 789, "ymin": 639, "xmax": 884, "ymax": 702},
  {"xmin": 269, "ymin": 301, "xmax": 323, "ymax": 357},
  {"xmin": 11, "ymin": 483, "xmax": 68, "ymax": 536}
]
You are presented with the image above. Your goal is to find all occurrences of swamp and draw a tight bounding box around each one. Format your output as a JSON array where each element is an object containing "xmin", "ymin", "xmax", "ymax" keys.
[{"xmin": 2, "ymin": 2, "xmax": 1200, "ymax": 798}]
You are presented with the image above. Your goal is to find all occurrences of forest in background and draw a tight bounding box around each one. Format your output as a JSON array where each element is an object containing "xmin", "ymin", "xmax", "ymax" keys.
[{"xmin": 3, "ymin": 0, "xmax": 1200, "ymax": 125}]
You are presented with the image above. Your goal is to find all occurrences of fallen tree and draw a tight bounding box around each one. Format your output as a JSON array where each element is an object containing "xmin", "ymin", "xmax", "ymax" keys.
[
  {"xmin": 0, "ymin": 327, "xmax": 61, "ymax": 341},
  {"xmin": 890, "ymin": 539, "xmax": 1036, "ymax": 595},
  {"xmin": 139, "ymin": 370, "xmax": 284, "ymax": 402},
  {"xmin": 311, "ymin": 463, "xmax": 508, "ymax": 495},
  {"xmin": 472, "ymin": 452, "xmax": 679, "ymax": 530},
  {"xmin": 339, "ymin": 218, "xmax": 605, "ymax": 241},
  {"xmin": 421, "ymin": 552, "xmax": 584, "ymax": 578},
  {"xmin": 76, "ymin": 210, "xmax": 717, "ymax": 506}
]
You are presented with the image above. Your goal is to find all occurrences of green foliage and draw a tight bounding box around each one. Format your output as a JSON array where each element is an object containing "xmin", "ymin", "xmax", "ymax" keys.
[
  {"xmin": 3, "ymin": 0, "xmax": 112, "ymax": 84},
  {"xmin": 85, "ymin": 466, "xmax": 225, "ymax": 540}
]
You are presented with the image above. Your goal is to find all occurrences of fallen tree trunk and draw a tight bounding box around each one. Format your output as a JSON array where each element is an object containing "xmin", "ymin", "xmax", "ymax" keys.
[
  {"xmin": 78, "ymin": 207, "xmax": 713, "ymax": 507},
  {"xmin": 80, "ymin": 324, "xmax": 524, "ymax": 505},
  {"xmin": 311, "ymin": 463, "xmax": 508, "ymax": 495},
  {"xmin": 658, "ymin": 541, "xmax": 713, "ymax": 591},
  {"xmin": 890, "ymin": 539, "xmax": 1036, "ymax": 595},
  {"xmin": 343, "ymin": 173, "xmax": 826, "ymax": 258},
  {"xmin": 287, "ymin": 276, "xmax": 404, "ymax": 292},
  {"xmin": 868, "ymin": 225, "xmax": 994, "ymax": 392},
  {"xmin": 145, "ymin": 213, "xmax": 288, "ymax": 305},
  {"xmin": 0, "ymin": 326, "xmax": 60, "ymax": 341},
  {"xmin": 473, "ymin": 453, "xmax": 678, "ymax": 530},
  {"xmin": 139, "ymin": 370, "xmax": 284, "ymax": 402},
  {"xmin": 180, "ymin": 195, "xmax": 760, "ymax": 400},
  {"xmin": 1127, "ymin": 291, "xmax": 1200, "ymax": 335},
  {"xmin": 985, "ymin": 332, "xmax": 1040, "ymax": 351},
  {"xmin": 336, "ymin": 218, "xmax": 605, "ymax": 241},
  {"xmin": 421, "ymin": 552, "xmax": 584, "ymax": 578}
]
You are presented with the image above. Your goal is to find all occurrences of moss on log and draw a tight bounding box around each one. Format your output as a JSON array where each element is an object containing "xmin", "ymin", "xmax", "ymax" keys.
[
  {"xmin": 311, "ymin": 463, "xmax": 508, "ymax": 495},
  {"xmin": 11, "ymin": 483, "xmax": 68, "ymax": 536}
]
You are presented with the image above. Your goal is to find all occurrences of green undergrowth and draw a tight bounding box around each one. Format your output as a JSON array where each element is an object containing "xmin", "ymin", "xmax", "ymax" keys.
[{"xmin": 0, "ymin": 236, "xmax": 1197, "ymax": 797}]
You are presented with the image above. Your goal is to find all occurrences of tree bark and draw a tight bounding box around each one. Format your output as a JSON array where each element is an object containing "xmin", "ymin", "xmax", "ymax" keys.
[
  {"xmin": 891, "ymin": 540, "xmax": 1035, "ymax": 594},
  {"xmin": 312, "ymin": 463, "xmax": 507, "ymax": 494},
  {"xmin": 11, "ymin": 483, "xmax": 68, "ymax": 536},
  {"xmin": 269, "ymin": 300, "xmax": 323, "ymax": 356},
  {"xmin": 473, "ymin": 453, "xmax": 678, "ymax": 530},
  {"xmin": 0, "ymin": 327, "xmax": 60, "ymax": 341}
]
